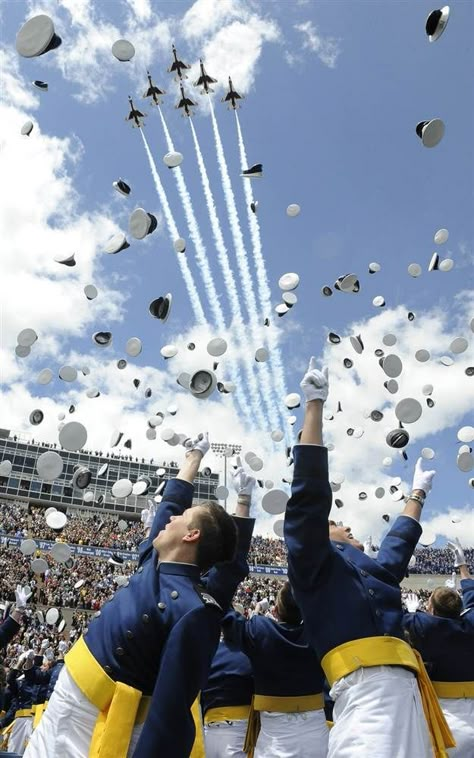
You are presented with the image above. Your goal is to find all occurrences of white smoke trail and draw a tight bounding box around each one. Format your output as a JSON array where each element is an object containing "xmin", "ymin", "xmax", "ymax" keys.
[
  {"xmin": 140, "ymin": 131, "xmax": 206, "ymax": 325},
  {"xmin": 235, "ymin": 112, "xmax": 293, "ymax": 441},
  {"xmin": 189, "ymin": 119, "xmax": 268, "ymax": 431},
  {"xmin": 209, "ymin": 100, "xmax": 281, "ymax": 432}
]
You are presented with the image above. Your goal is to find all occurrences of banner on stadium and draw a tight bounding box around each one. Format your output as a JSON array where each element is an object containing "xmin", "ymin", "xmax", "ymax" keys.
[
  {"xmin": 249, "ymin": 565, "xmax": 288, "ymax": 576},
  {"xmin": 1, "ymin": 533, "xmax": 139, "ymax": 562}
]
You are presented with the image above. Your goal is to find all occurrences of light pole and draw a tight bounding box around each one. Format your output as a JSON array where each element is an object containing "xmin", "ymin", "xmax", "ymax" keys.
[{"xmin": 210, "ymin": 443, "xmax": 242, "ymax": 510}]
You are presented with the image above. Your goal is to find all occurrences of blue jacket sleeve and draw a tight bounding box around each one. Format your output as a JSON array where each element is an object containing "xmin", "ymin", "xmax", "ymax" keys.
[
  {"xmin": 138, "ymin": 478, "xmax": 195, "ymax": 564},
  {"xmin": 203, "ymin": 517, "xmax": 255, "ymax": 610},
  {"xmin": 132, "ymin": 605, "xmax": 221, "ymax": 758},
  {"xmin": 402, "ymin": 610, "xmax": 430, "ymax": 646},
  {"xmin": 24, "ymin": 665, "xmax": 52, "ymax": 687},
  {"xmin": 375, "ymin": 515, "xmax": 422, "ymax": 583},
  {"xmin": 284, "ymin": 445, "xmax": 333, "ymax": 593},
  {"xmin": 0, "ymin": 694, "xmax": 18, "ymax": 729},
  {"xmin": 0, "ymin": 615, "xmax": 21, "ymax": 649},
  {"xmin": 460, "ymin": 578, "xmax": 474, "ymax": 611},
  {"xmin": 222, "ymin": 611, "xmax": 257, "ymax": 657}
]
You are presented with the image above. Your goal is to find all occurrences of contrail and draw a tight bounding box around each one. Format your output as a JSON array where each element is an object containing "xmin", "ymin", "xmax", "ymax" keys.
[
  {"xmin": 235, "ymin": 111, "xmax": 293, "ymax": 442},
  {"xmin": 189, "ymin": 118, "xmax": 269, "ymax": 431},
  {"xmin": 209, "ymin": 100, "xmax": 281, "ymax": 432},
  {"xmin": 140, "ymin": 130, "xmax": 206, "ymax": 325}
]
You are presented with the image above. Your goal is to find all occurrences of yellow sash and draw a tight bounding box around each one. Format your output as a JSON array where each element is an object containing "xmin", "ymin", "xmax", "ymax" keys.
[
  {"xmin": 204, "ymin": 705, "xmax": 251, "ymax": 724},
  {"xmin": 321, "ymin": 636, "xmax": 456, "ymax": 758},
  {"xmin": 244, "ymin": 693, "xmax": 323, "ymax": 756},
  {"xmin": 33, "ymin": 703, "xmax": 45, "ymax": 729},
  {"xmin": 14, "ymin": 708, "xmax": 35, "ymax": 718},
  {"xmin": 433, "ymin": 681, "xmax": 474, "ymax": 699}
]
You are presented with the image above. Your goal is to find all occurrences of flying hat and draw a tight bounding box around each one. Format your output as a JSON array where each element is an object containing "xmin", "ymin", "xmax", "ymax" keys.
[
  {"xmin": 146, "ymin": 428, "xmax": 156, "ymax": 440},
  {"xmin": 466, "ymin": 367, "xmax": 474, "ymax": 376},
  {"xmin": 370, "ymin": 410, "xmax": 384, "ymax": 422},
  {"xmin": 278, "ymin": 273, "xmax": 299, "ymax": 291},
  {"xmin": 255, "ymin": 347, "xmax": 269, "ymax": 362},
  {"xmin": 33, "ymin": 80, "xmax": 48, "ymax": 90},
  {"xmin": 110, "ymin": 430, "xmax": 123, "ymax": 447},
  {"xmin": 125, "ymin": 337, "xmax": 142, "ymax": 357},
  {"xmin": 37, "ymin": 451, "xmax": 63, "ymax": 481},
  {"xmin": 334, "ymin": 274, "xmax": 359, "ymax": 293},
  {"xmin": 174, "ymin": 238, "xmax": 186, "ymax": 253},
  {"xmin": 416, "ymin": 119, "xmax": 445, "ymax": 148},
  {"xmin": 0, "ymin": 459, "xmax": 12, "ymax": 477},
  {"xmin": 273, "ymin": 519, "xmax": 285, "ymax": 538},
  {"xmin": 29, "ymin": 409, "xmax": 44, "ymax": 425},
  {"xmin": 428, "ymin": 253, "xmax": 440, "ymax": 271},
  {"xmin": 373, "ymin": 295, "xmax": 385, "ymax": 307},
  {"xmin": 31, "ymin": 557, "xmax": 48, "ymax": 574},
  {"xmin": 408, "ymin": 263, "xmax": 422, "ymax": 277},
  {"xmin": 383, "ymin": 334, "xmax": 397, "ymax": 347},
  {"xmin": 113, "ymin": 179, "xmax": 131, "ymax": 196},
  {"xmin": 440, "ymin": 355, "xmax": 454, "ymax": 366},
  {"xmin": 207, "ymin": 338, "xmax": 227, "ymax": 357},
  {"xmin": 104, "ymin": 232, "xmax": 130, "ymax": 254},
  {"xmin": 384, "ymin": 379, "xmax": 399, "ymax": 394},
  {"xmin": 382, "ymin": 354, "xmax": 403, "ymax": 378},
  {"xmin": 161, "ymin": 429, "xmax": 179, "ymax": 445},
  {"xmin": 439, "ymin": 258, "xmax": 454, "ymax": 271},
  {"xmin": 58, "ymin": 421, "xmax": 87, "ymax": 451},
  {"xmin": 343, "ymin": 358, "xmax": 353, "ymax": 369},
  {"xmin": 419, "ymin": 530, "xmax": 436, "ymax": 547},
  {"xmin": 163, "ymin": 151, "xmax": 183, "ymax": 168},
  {"xmin": 45, "ymin": 607, "xmax": 64, "ymax": 628},
  {"xmin": 145, "ymin": 388, "xmax": 152, "ymax": 398},
  {"xmin": 167, "ymin": 404, "xmax": 178, "ymax": 415},
  {"xmin": 129, "ymin": 208, "xmax": 158, "ymax": 240},
  {"xmin": 72, "ymin": 466, "xmax": 91, "ymax": 490},
  {"xmin": 93, "ymin": 331, "xmax": 112, "ymax": 347},
  {"xmin": 282, "ymin": 292, "xmax": 297, "ymax": 307},
  {"xmin": 217, "ymin": 381, "xmax": 235, "ymax": 394},
  {"xmin": 425, "ymin": 6, "xmax": 450, "ymax": 42},
  {"xmin": 457, "ymin": 451, "xmax": 473, "ymax": 473},
  {"xmin": 17, "ymin": 328, "xmax": 38, "ymax": 347},
  {"xmin": 20, "ymin": 119, "xmax": 34, "ymax": 136},
  {"xmin": 189, "ymin": 370, "xmax": 217, "ymax": 399},
  {"xmin": 386, "ymin": 428, "xmax": 410, "ymax": 448},
  {"xmin": 328, "ymin": 332, "xmax": 341, "ymax": 344},
  {"xmin": 426, "ymin": 397, "xmax": 435, "ymax": 408},
  {"xmin": 286, "ymin": 204, "xmax": 301, "ymax": 217},
  {"xmin": 124, "ymin": 438, "xmax": 132, "ymax": 449},
  {"xmin": 83, "ymin": 491, "xmax": 94, "ymax": 502},
  {"xmin": 375, "ymin": 487, "xmax": 385, "ymax": 498},
  {"xmin": 54, "ymin": 252, "xmax": 76, "ymax": 266},
  {"xmin": 450, "ymin": 337, "xmax": 468, "ymax": 353},
  {"xmin": 350, "ymin": 335, "xmax": 364, "ymax": 354},
  {"xmin": 16, "ymin": 15, "xmax": 62, "ymax": 57},
  {"xmin": 50, "ymin": 542, "xmax": 71, "ymax": 563},
  {"xmin": 271, "ymin": 430, "xmax": 284, "ymax": 442},
  {"xmin": 262, "ymin": 489, "xmax": 288, "ymax": 515},
  {"xmin": 84, "ymin": 284, "xmax": 98, "ymax": 301},
  {"xmin": 415, "ymin": 349, "xmax": 430, "ymax": 362},
  {"xmin": 148, "ymin": 414, "xmax": 164, "ymax": 428},
  {"xmin": 112, "ymin": 479, "xmax": 133, "ymax": 498},
  {"xmin": 20, "ymin": 539, "xmax": 37, "ymax": 556},
  {"xmin": 382, "ymin": 514, "xmax": 390, "ymax": 523},
  {"xmin": 161, "ymin": 344, "xmax": 178, "ymax": 359},
  {"xmin": 408, "ymin": 312, "xmax": 416, "ymax": 321},
  {"xmin": 321, "ymin": 286, "xmax": 333, "ymax": 297},
  {"xmin": 215, "ymin": 485, "xmax": 229, "ymax": 500},
  {"xmin": 422, "ymin": 447, "xmax": 435, "ymax": 459},
  {"xmin": 250, "ymin": 201, "xmax": 258, "ymax": 214},
  {"xmin": 149, "ymin": 294, "xmax": 172, "ymax": 322},
  {"xmin": 248, "ymin": 456, "xmax": 263, "ymax": 472},
  {"xmin": 434, "ymin": 227, "xmax": 449, "ymax": 244},
  {"xmin": 46, "ymin": 510, "xmax": 67, "ymax": 530},
  {"xmin": 111, "ymin": 39, "xmax": 135, "ymax": 61},
  {"xmin": 335, "ymin": 499, "xmax": 344, "ymax": 509},
  {"xmin": 241, "ymin": 164, "xmax": 263, "ymax": 178},
  {"xmin": 16, "ymin": 345, "xmax": 30, "ymax": 357},
  {"xmin": 368, "ymin": 262, "xmax": 381, "ymax": 273},
  {"xmin": 132, "ymin": 476, "xmax": 152, "ymax": 496},
  {"xmin": 458, "ymin": 426, "xmax": 474, "ymax": 443},
  {"xmin": 58, "ymin": 365, "xmax": 78, "ymax": 382},
  {"xmin": 275, "ymin": 304, "xmax": 290, "ymax": 317},
  {"xmin": 86, "ymin": 388, "xmax": 100, "ymax": 398},
  {"xmin": 284, "ymin": 392, "xmax": 300, "ymax": 409},
  {"xmin": 36, "ymin": 369, "xmax": 52, "ymax": 387}
]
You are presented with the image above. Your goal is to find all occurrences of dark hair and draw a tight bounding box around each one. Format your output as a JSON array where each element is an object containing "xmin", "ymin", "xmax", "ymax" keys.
[
  {"xmin": 276, "ymin": 581, "xmax": 302, "ymax": 625},
  {"xmin": 190, "ymin": 502, "xmax": 238, "ymax": 572},
  {"xmin": 431, "ymin": 587, "xmax": 462, "ymax": 619}
]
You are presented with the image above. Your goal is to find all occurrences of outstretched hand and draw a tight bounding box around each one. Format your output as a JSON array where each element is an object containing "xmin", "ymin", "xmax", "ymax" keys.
[
  {"xmin": 183, "ymin": 432, "xmax": 210, "ymax": 458},
  {"xmin": 412, "ymin": 457, "xmax": 436, "ymax": 496},
  {"xmin": 232, "ymin": 457, "xmax": 256, "ymax": 497},
  {"xmin": 300, "ymin": 357, "xmax": 329, "ymax": 404}
]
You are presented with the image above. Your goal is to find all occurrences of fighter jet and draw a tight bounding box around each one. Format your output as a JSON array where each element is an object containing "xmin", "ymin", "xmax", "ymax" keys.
[
  {"xmin": 143, "ymin": 71, "xmax": 166, "ymax": 106},
  {"xmin": 175, "ymin": 84, "xmax": 197, "ymax": 117},
  {"xmin": 193, "ymin": 59, "xmax": 217, "ymax": 94},
  {"xmin": 167, "ymin": 45, "xmax": 191, "ymax": 81},
  {"xmin": 125, "ymin": 97, "xmax": 147, "ymax": 128},
  {"xmin": 221, "ymin": 77, "xmax": 244, "ymax": 109}
]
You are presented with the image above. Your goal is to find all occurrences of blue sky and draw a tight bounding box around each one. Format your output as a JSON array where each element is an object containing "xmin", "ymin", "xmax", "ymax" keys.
[{"xmin": 1, "ymin": 0, "xmax": 473, "ymax": 543}]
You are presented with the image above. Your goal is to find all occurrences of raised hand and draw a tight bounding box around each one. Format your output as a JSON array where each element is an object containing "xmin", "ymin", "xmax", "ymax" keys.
[{"xmin": 300, "ymin": 357, "xmax": 329, "ymax": 404}]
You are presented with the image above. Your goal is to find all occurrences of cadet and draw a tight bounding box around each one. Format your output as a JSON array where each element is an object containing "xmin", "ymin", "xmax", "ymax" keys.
[
  {"xmin": 25, "ymin": 433, "xmax": 255, "ymax": 758},
  {"xmin": 284, "ymin": 358, "xmax": 454, "ymax": 758},
  {"xmin": 3, "ymin": 654, "xmax": 36, "ymax": 755},
  {"xmin": 223, "ymin": 580, "xmax": 328, "ymax": 757},
  {"xmin": 403, "ymin": 538, "xmax": 474, "ymax": 755},
  {"xmin": 0, "ymin": 586, "xmax": 31, "ymax": 650}
]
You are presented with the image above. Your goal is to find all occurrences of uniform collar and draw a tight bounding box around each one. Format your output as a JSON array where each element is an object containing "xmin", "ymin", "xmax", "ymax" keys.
[{"xmin": 158, "ymin": 561, "xmax": 201, "ymax": 579}]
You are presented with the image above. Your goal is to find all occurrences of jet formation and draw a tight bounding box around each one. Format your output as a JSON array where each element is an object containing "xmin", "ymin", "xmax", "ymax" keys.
[{"xmin": 125, "ymin": 45, "xmax": 244, "ymax": 124}]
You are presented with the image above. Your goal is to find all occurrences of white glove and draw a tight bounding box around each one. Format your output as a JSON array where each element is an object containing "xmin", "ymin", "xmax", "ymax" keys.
[
  {"xmin": 45, "ymin": 648, "xmax": 55, "ymax": 662},
  {"xmin": 58, "ymin": 641, "xmax": 68, "ymax": 654},
  {"xmin": 41, "ymin": 639, "xmax": 49, "ymax": 650},
  {"xmin": 300, "ymin": 357, "xmax": 329, "ymax": 403},
  {"xmin": 411, "ymin": 457, "xmax": 436, "ymax": 496},
  {"xmin": 141, "ymin": 501, "xmax": 157, "ymax": 529},
  {"xmin": 447, "ymin": 537, "xmax": 466, "ymax": 568},
  {"xmin": 15, "ymin": 584, "xmax": 29, "ymax": 609},
  {"xmin": 232, "ymin": 457, "xmax": 256, "ymax": 496},
  {"xmin": 445, "ymin": 571, "xmax": 457, "ymax": 589},
  {"xmin": 183, "ymin": 432, "xmax": 210, "ymax": 457},
  {"xmin": 405, "ymin": 593, "xmax": 420, "ymax": 613}
]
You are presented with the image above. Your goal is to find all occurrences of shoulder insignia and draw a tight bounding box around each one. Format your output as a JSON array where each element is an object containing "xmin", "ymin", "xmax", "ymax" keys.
[{"xmin": 195, "ymin": 586, "xmax": 222, "ymax": 612}]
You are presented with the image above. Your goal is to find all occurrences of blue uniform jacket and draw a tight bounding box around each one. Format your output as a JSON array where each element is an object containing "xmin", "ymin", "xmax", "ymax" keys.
[
  {"xmin": 0, "ymin": 616, "xmax": 21, "ymax": 649},
  {"xmin": 402, "ymin": 578, "xmax": 474, "ymax": 681},
  {"xmin": 46, "ymin": 660, "xmax": 64, "ymax": 700},
  {"xmin": 284, "ymin": 445, "xmax": 422, "ymax": 660},
  {"xmin": 201, "ymin": 638, "xmax": 254, "ymax": 717},
  {"xmin": 83, "ymin": 477, "xmax": 254, "ymax": 758},
  {"xmin": 0, "ymin": 688, "xmax": 17, "ymax": 729},
  {"xmin": 24, "ymin": 656, "xmax": 51, "ymax": 705},
  {"xmin": 5, "ymin": 673, "xmax": 35, "ymax": 712},
  {"xmin": 223, "ymin": 611, "xmax": 324, "ymax": 697}
]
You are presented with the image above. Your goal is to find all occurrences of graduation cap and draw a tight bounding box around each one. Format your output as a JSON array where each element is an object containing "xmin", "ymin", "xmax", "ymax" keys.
[
  {"xmin": 46, "ymin": 509, "xmax": 67, "ymax": 530},
  {"xmin": 425, "ymin": 6, "xmax": 450, "ymax": 42},
  {"xmin": 207, "ymin": 338, "xmax": 227, "ymax": 357},
  {"xmin": 286, "ymin": 204, "xmax": 301, "ymax": 217},
  {"xmin": 93, "ymin": 331, "xmax": 112, "ymax": 347},
  {"xmin": 416, "ymin": 119, "xmax": 445, "ymax": 148},
  {"xmin": 386, "ymin": 428, "xmax": 410, "ymax": 448},
  {"xmin": 113, "ymin": 179, "xmax": 131, "ymax": 196},
  {"xmin": 29, "ymin": 409, "xmax": 44, "ymax": 425},
  {"xmin": 160, "ymin": 344, "xmax": 178, "ymax": 359},
  {"xmin": 16, "ymin": 15, "xmax": 62, "ymax": 58},
  {"xmin": 241, "ymin": 163, "xmax": 262, "ymax": 178},
  {"xmin": 54, "ymin": 252, "xmax": 76, "ymax": 266},
  {"xmin": 72, "ymin": 466, "xmax": 91, "ymax": 490},
  {"xmin": 37, "ymin": 451, "xmax": 63, "ymax": 481},
  {"xmin": 104, "ymin": 233, "xmax": 130, "ymax": 254},
  {"xmin": 129, "ymin": 209, "xmax": 158, "ymax": 240},
  {"xmin": 174, "ymin": 238, "xmax": 186, "ymax": 253},
  {"xmin": 284, "ymin": 393, "xmax": 300, "ymax": 409},
  {"xmin": 37, "ymin": 368, "xmax": 52, "ymax": 384},
  {"xmin": 262, "ymin": 489, "xmax": 288, "ymax": 514},
  {"xmin": 395, "ymin": 398, "xmax": 423, "ymax": 424},
  {"xmin": 250, "ymin": 200, "xmax": 258, "ymax": 214},
  {"xmin": 368, "ymin": 262, "xmax": 381, "ymax": 274},
  {"xmin": 84, "ymin": 284, "xmax": 98, "ymax": 300},
  {"xmin": 33, "ymin": 80, "xmax": 48, "ymax": 90},
  {"xmin": 58, "ymin": 421, "xmax": 88, "ymax": 452},
  {"xmin": 428, "ymin": 253, "xmax": 440, "ymax": 271},
  {"xmin": 163, "ymin": 151, "xmax": 183, "ymax": 168},
  {"xmin": 189, "ymin": 370, "xmax": 217, "ymax": 399},
  {"xmin": 321, "ymin": 286, "xmax": 333, "ymax": 297},
  {"xmin": 111, "ymin": 39, "xmax": 135, "ymax": 61},
  {"xmin": 126, "ymin": 337, "xmax": 142, "ymax": 357},
  {"xmin": 112, "ymin": 479, "xmax": 133, "ymax": 498},
  {"xmin": 21, "ymin": 120, "xmax": 34, "ymax": 136},
  {"xmin": 149, "ymin": 294, "xmax": 172, "ymax": 322}
]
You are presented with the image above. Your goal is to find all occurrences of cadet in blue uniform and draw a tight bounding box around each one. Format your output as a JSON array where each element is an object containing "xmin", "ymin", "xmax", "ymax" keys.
[
  {"xmin": 25, "ymin": 434, "xmax": 255, "ymax": 758},
  {"xmin": 284, "ymin": 358, "xmax": 454, "ymax": 758},
  {"xmin": 223, "ymin": 580, "xmax": 329, "ymax": 757},
  {"xmin": 0, "ymin": 586, "xmax": 31, "ymax": 650},
  {"xmin": 202, "ymin": 637, "xmax": 254, "ymax": 757},
  {"xmin": 403, "ymin": 539, "xmax": 474, "ymax": 756},
  {"xmin": 3, "ymin": 656, "xmax": 36, "ymax": 755}
]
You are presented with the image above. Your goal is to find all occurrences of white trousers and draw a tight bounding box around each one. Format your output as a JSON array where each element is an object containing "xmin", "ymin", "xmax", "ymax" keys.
[
  {"xmin": 328, "ymin": 665, "xmax": 433, "ymax": 758},
  {"xmin": 7, "ymin": 716, "xmax": 33, "ymax": 755},
  {"xmin": 23, "ymin": 667, "xmax": 143, "ymax": 758},
  {"xmin": 255, "ymin": 709, "xmax": 329, "ymax": 758},
  {"xmin": 204, "ymin": 719, "xmax": 248, "ymax": 757},
  {"xmin": 441, "ymin": 697, "xmax": 474, "ymax": 756}
]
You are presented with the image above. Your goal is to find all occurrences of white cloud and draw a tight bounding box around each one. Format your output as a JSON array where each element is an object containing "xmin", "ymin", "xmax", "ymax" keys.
[
  {"xmin": 293, "ymin": 20, "xmax": 341, "ymax": 68},
  {"xmin": 181, "ymin": 0, "xmax": 243, "ymax": 40}
]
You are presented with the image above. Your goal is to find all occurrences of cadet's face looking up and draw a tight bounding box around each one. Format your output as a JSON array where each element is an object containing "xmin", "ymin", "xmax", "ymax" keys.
[
  {"xmin": 152, "ymin": 505, "xmax": 204, "ymax": 554},
  {"xmin": 329, "ymin": 521, "xmax": 364, "ymax": 551}
]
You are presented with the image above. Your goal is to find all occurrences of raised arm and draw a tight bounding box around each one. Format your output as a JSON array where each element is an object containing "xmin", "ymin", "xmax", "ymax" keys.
[
  {"xmin": 284, "ymin": 358, "xmax": 333, "ymax": 593},
  {"xmin": 222, "ymin": 610, "xmax": 257, "ymax": 657},
  {"xmin": 447, "ymin": 538, "xmax": 474, "ymax": 609},
  {"xmin": 376, "ymin": 457, "xmax": 435, "ymax": 582}
]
